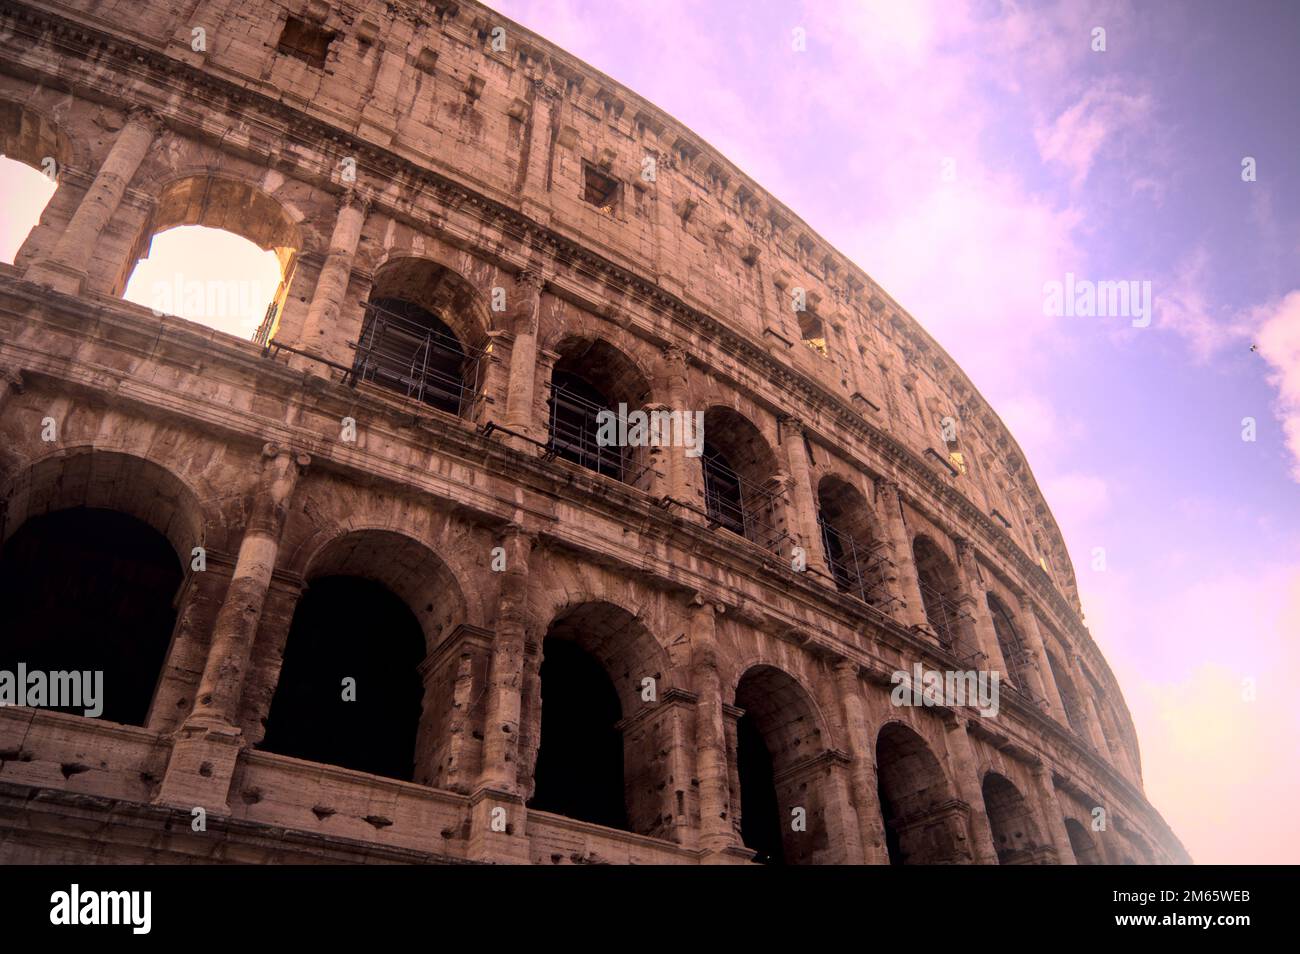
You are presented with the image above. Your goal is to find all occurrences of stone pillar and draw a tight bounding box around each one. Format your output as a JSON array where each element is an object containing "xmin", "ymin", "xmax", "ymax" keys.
[
  {"xmin": 1015, "ymin": 595, "xmax": 1067, "ymax": 722},
  {"xmin": 779, "ymin": 417, "xmax": 830, "ymax": 578},
  {"xmin": 874, "ymin": 478, "xmax": 927, "ymax": 629},
  {"xmin": 155, "ymin": 444, "xmax": 307, "ymax": 813},
  {"xmin": 1031, "ymin": 762, "xmax": 1076, "ymax": 864},
  {"xmin": 832, "ymin": 659, "xmax": 889, "ymax": 863},
  {"xmin": 941, "ymin": 714, "xmax": 999, "ymax": 864},
  {"xmin": 661, "ymin": 345, "xmax": 704, "ymax": 514},
  {"xmin": 144, "ymin": 555, "xmax": 234, "ymax": 735},
  {"xmin": 953, "ymin": 538, "xmax": 1007, "ymax": 673},
  {"xmin": 689, "ymin": 596, "xmax": 735, "ymax": 855},
  {"xmin": 293, "ymin": 191, "xmax": 368, "ymax": 363},
  {"xmin": 478, "ymin": 527, "xmax": 536, "ymax": 792},
  {"xmin": 1076, "ymin": 665, "xmax": 1116, "ymax": 758},
  {"xmin": 502, "ymin": 269, "xmax": 544, "ymax": 448},
  {"xmin": 26, "ymin": 109, "xmax": 159, "ymax": 294},
  {"xmin": 520, "ymin": 80, "xmax": 561, "ymax": 222}
]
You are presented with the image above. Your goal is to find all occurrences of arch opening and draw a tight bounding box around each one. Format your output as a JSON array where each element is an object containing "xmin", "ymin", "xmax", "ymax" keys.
[
  {"xmin": 733, "ymin": 665, "xmax": 831, "ymax": 865},
  {"xmin": 0, "ymin": 101, "xmax": 68, "ymax": 266},
  {"xmin": 0, "ymin": 507, "xmax": 181, "ymax": 727},
  {"xmin": 354, "ymin": 258, "xmax": 489, "ymax": 417},
  {"xmin": 987, "ymin": 594, "xmax": 1032, "ymax": 692},
  {"xmin": 876, "ymin": 722, "xmax": 968, "ymax": 864},
  {"xmin": 816, "ymin": 476, "xmax": 891, "ymax": 609},
  {"xmin": 260, "ymin": 575, "xmax": 426, "ymax": 782},
  {"xmin": 1064, "ymin": 817, "xmax": 1103, "ymax": 865},
  {"xmin": 530, "ymin": 638, "xmax": 627, "ymax": 830},
  {"xmin": 982, "ymin": 772, "xmax": 1047, "ymax": 864},
  {"xmin": 547, "ymin": 337, "xmax": 652, "ymax": 483},
  {"xmin": 701, "ymin": 408, "xmax": 783, "ymax": 553},
  {"xmin": 527, "ymin": 600, "xmax": 673, "ymax": 838},
  {"xmin": 1047, "ymin": 650, "xmax": 1090, "ymax": 737},
  {"xmin": 118, "ymin": 176, "xmax": 301, "ymax": 341},
  {"xmin": 912, "ymin": 536, "xmax": 970, "ymax": 655}
]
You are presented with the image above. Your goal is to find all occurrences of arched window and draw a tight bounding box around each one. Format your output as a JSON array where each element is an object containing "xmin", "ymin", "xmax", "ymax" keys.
[
  {"xmin": 546, "ymin": 338, "xmax": 651, "ymax": 483},
  {"xmin": 816, "ymin": 476, "xmax": 890, "ymax": 609},
  {"xmin": 353, "ymin": 258, "xmax": 489, "ymax": 417},
  {"xmin": 987, "ymin": 593, "xmax": 1031, "ymax": 690},
  {"xmin": 0, "ymin": 101, "xmax": 68, "ymax": 265},
  {"xmin": 1046, "ymin": 650, "xmax": 1089, "ymax": 737},
  {"xmin": 701, "ymin": 407, "xmax": 782, "ymax": 553},
  {"xmin": 118, "ymin": 176, "xmax": 300, "ymax": 340},
  {"xmin": 912, "ymin": 535, "xmax": 968, "ymax": 653}
]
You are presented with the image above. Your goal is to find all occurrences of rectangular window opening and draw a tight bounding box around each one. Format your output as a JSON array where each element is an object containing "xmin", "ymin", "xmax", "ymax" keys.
[
  {"xmin": 277, "ymin": 16, "xmax": 337, "ymax": 69},
  {"xmin": 582, "ymin": 163, "xmax": 621, "ymax": 216}
]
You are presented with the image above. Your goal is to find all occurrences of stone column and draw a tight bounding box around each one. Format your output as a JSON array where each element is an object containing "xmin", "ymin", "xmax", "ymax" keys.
[
  {"xmin": 832, "ymin": 659, "xmax": 889, "ymax": 863},
  {"xmin": 478, "ymin": 526, "xmax": 536, "ymax": 792},
  {"xmin": 873, "ymin": 478, "xmax": 927, "ymax": 629},
  {"xmin": 1015, "ymin": 594, "xmax": 1067, "ymax": 722},
  {"xmin": 155, "ymin": 444, "xmax": 307, "ymax": 813},
  {"xmin": 293, "ymin": 191, "xmax": 368, "ymax": 362},
  {"xmin": 953, "ymin": 537, "xmax": 1007, "ymax": 673},
  {"xmin": 941, "ymin": 714, "xmax": 999, "ymax": 864},
  {"xmin": 1031, "ymin": 762, "xmax": 1076, "ymax": 864},
  {"xmin": 188, "ymin": 444, "xmax": 308, "ymax": 727},
  {"xmin": 689, "ymin": 596, "xmax": 735, "ymax": 854},
  {"xmin": 502, "ymin": 269, "xmax": 544, "ymax": 448},
  {"xmin": 520, "ymin": 80, "xmax": 562, "ymax": 222},
  {"xmin": 1076, "ymin": 664, "xmax": 1116, "ymax": 758},
  {"xmin": 779, "ymin": 416, "xmax": 830, "ymax": 578},
  {"xmin": 661, "ymin": 345, "xmax": 704, "ymax": 514},
  {"xmin": 26, "ymin": 108, "xmax": 159, "ymax": 294}
]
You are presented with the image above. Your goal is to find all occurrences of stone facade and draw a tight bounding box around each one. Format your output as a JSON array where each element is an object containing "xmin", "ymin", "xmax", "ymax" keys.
[{"xmin": 0, "ymin": 0, "xmax": 1187, "ymax": 864}]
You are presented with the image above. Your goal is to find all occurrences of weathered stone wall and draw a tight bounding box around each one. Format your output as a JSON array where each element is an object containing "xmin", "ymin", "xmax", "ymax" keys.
[{"xmin": 0, "ymin": 0, "xmax": 1185, "ymax": 863}]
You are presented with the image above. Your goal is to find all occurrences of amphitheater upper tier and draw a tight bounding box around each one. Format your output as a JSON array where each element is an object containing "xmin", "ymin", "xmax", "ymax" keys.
[{"xmin": 0, "ymin": 0, "xmax": 1187, "ymax": 864}]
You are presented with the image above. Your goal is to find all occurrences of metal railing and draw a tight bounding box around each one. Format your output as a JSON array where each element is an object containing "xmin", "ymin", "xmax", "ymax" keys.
[
  {"xmin": 917, "ymin": 578, "xmax": 981, "ymax": 663},
  {"xmin": 351, "ymin": 299, "xmax": 484, "ymax": 418},
  {"xmin": 818, "ymin": 515, "xmax": 895, "ymax": 610},
  {"xmin": 546, "ymin": 382, "xmax": 631, "ymax": 480},
  {"xmin": 702, "ymin": 451, "xmax": 784, "ymax": 554}
]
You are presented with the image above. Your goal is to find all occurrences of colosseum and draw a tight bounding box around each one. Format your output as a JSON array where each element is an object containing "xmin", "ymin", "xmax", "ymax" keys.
[{"xmin": 0, "ymin": 0, "xmax": 1189, "ymax": 865}]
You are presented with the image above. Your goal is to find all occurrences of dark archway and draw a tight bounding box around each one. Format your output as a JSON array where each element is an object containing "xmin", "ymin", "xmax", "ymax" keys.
[
  {"xmin": 526, "ymin": 600, "xmax": 673, "ymax": 837},
  {"xmin": 529, "ymin": 637, "xmax": 627, "ymax": 830},
  {"xmin": 260, "ymin": 575, "xmax": 426, "ymax": 781},
  {"xmin": 734, "ymin": 665, "xmax": 832, "ymax": 865},
  {"xmin": 1065, "ymin": 817, "xmax": 1103, "ymax": 865},
  {"xmin": 736, "ymin": 709, "xmax": 785, "ymax": 864},
  {"xmin": 876, "ymin": 722, "xmax": 967, "ymax": 864},
  {"xmin": 0, "ymin": 507, "xmax": 181, "ymax": 726},
  {"xmin": 982, "ymin": 772, "xmax": 1047, "ymax": 864}
]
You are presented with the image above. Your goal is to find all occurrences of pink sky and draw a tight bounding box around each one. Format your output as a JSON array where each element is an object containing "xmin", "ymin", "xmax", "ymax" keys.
[{"xmin": 2, "ymin": 0, "xmax": 1296, "ymax": 864}]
